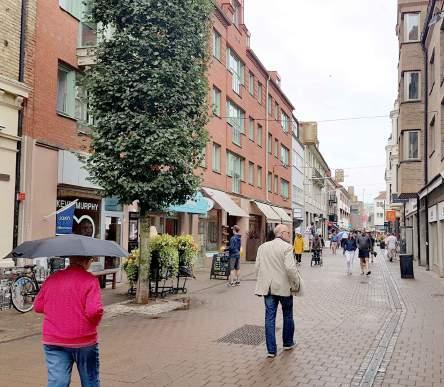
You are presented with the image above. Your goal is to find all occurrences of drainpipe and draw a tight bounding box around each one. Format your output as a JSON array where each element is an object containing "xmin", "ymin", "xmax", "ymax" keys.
[
  {"xmin": 421, "ymin": 1, "xmax": 435, "ymax": 271},
  {"xmin": 265, "ymin": 75, "xmax": 271, "ymax": 202},
  {"xmin": 13, "ymin": 0, "xmax": 27, "ymax": 247}
]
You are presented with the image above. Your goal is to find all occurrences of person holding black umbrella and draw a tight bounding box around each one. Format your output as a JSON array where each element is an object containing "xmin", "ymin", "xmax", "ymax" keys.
[{"xmin": 34, "ymin": 255, "xmax": 104, "ymax": 387}]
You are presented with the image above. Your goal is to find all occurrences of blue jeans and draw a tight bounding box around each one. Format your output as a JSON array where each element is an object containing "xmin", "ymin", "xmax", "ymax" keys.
[
  {"xmin": 43, "ymin": 344, "xmax": 100, "ymax": 387},
  {"xmin": 264, "ymin": 295, "xmax": 295, "ymax": 354}
]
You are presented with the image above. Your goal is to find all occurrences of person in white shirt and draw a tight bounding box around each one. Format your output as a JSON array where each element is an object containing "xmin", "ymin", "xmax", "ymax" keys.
[{"xmin": 385, "ymin": 233, "xmax": 398, "ymax": 262}]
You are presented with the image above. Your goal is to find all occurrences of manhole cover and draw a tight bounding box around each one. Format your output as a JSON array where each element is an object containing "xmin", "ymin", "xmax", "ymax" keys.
[
  {"xmin": 217, "ymin": 324, "xmax": 265, "ymax": 346},
  {"xmin": 431, "ymin": 293, "xmax": 444, "ymax": 298}
]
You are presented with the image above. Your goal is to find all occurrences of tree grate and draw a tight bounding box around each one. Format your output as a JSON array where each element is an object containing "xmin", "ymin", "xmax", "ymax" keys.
[{"xmin": 217, "ymin": 324, "xmax": 265, "ymax": 346}]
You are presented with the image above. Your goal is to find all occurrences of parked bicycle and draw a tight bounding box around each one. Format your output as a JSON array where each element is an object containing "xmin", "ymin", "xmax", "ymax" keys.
[{"xmin": 9, "ymin": 265, "xmax": 42, "ymax": 313}]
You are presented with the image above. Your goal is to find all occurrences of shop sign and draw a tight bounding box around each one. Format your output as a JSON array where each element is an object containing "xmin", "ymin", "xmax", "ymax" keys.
[
  {"xmin": 386, "ymin": 210, "xmax": 396, "ymax": 223},
  {"xmin": 429, "ymin": 205, "xmax": 438, "ymax": 223},
  {"xmin": 56, "ymin": 202, "xmax": 76, "ymax": 235},
  {"xmin": 16, "ymin": 192, "xmax": 26, "ymax": 201},
  {"xmin": 56, "ymin": 197, "xmax": 101, "ymax": 237},
  {"xmin": 438, "ymin": 202, "xmax": 444, "ymax": 221}
]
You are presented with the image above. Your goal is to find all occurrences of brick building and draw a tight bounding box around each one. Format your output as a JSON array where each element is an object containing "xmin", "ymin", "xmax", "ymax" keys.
[{"xmin": 0, "ymin": 0, "xmax": 33, "ymax": 264}]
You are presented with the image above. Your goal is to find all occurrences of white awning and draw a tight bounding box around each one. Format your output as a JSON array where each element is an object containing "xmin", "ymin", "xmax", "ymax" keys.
[
  {"xmin": 253, "ymin": 201, "xmax": 281, "ymax": 223},
  {"xmin": 271, "ymin": 206, "xmax": 293, "ymax": 224},
  {"xmin": 202, "ymin": 187, "xmax": 249, "ymax": 217}
]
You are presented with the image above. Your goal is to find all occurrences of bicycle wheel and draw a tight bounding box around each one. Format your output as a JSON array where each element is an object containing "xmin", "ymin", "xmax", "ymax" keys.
[{"xmin": 11, "ymin": 276, "xmax": 38, "ymax": 313}]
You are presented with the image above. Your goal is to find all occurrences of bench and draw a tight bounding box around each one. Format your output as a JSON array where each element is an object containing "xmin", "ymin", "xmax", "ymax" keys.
[{"xmin": 92, "ymin": 268, "xmax": 120, "ymax": 289}]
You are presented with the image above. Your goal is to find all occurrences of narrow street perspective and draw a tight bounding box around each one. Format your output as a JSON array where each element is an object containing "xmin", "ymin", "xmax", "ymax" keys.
[{"xmin": 1, "ymin": 0, "xmax": 444, "ymax": 386}]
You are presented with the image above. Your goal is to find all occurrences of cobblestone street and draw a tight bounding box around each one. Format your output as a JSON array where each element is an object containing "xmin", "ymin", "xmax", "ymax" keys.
[{"xmin": 1, "ymin": 250, "xmax": 444, "ymax": 387}]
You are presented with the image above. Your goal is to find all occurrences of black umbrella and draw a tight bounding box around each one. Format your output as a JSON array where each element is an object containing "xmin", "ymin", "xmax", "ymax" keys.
[{"xmin": 4, "ymin": 234, "xmax": 129, "ymax": 259}]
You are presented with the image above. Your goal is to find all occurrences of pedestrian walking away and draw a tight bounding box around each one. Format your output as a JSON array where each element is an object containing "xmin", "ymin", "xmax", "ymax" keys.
[
  {"xmin": 343, "ymin": 234, "xmax": 357, "ymax": 275},
  {"xmin": 369, "ymin": 232, "xmax": 376, "ymax": 263},
  {"xmin": 311, "ymin": 234, "xmax": 322, "ymax": 265},
  {"xmin": 357, "ymin": 231, "xmax": 372, "ymax": 276},
  {"xmin": 379, "ymin": 237, "xmax": 386, "ymax": 259},
  {"xmin": 385, "ymin": 233, "xmax": 398, "ymax": 262},
  {"xmin": 255, "ymin": 224, "xmax": 299, "ymax": 358},
  {"xmin": 34, "ymin": 256, "xmax": 104, "ymax": 387},
  {"xmin": 293, "ymin": 231, "xmax": 304, "ymax": 264},
  {"xmin": 227, "ymin": 225, "xmax": 242, "ymax": 287},
  {"xmin": 331, "ymin": 231, "xmax": 338, "ymax": 255}
]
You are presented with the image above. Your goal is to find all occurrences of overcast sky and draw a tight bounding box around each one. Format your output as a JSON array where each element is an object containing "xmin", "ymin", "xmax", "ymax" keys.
[{"xmin": 245, "ymin": 0, "xmax": 398, "ymax": 203}]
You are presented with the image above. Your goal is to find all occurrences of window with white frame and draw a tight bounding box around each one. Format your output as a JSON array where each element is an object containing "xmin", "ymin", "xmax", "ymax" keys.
[
  {"xmin": 227, "ymin": 100, "xmax": 245, "ymax": 146},
  {"xmin": 79, "ymin": 21, "xmax": 97, "ymax": 47},
  {"xmin": 249, "ymin": 72, "xmax": 255, "ymax": 95},
  {"xmin": 212, "ymin": 143, "xmax": 221, "ymax": 172},
  {"xmin": 213, "ymin": 30, "xmax": 221, "ymax": 60},
  {"xmin": 268, "ymin": 172, "xmax": 272, "ymax": 192},
  {"xmin": 281, "ymin": 111, "xmax": 289, "ymax": 132},
  {"xmin": 274, "ymin": 102, "xmax": 279, "ymax": 121},
  {"xmin": 274, "ymin": 139, "xmax": 279, "ymax": 158},
  {"xmin": 248, "ymin": 118, "xmax": 254, "ymax": 141},
  {"xmin": 75, "ymin": 83, "xmax": 94, "ymax": 125},
  {"xmin": 404, "ymin": 71, "xmax": 420, "ymax": 101},
  {"xmin": 257, "ymin": 82, "xmax": 263, "ymax": 104},
  {"xmin": 212, "ymin": 87, "xmax": 221, "ymax": 116},
  {"xmin": 248, "ymin": 162, "xmax": 254, "ymax": 185},
  {"xmin": 59, "ymin": 0, "xmax": 82, "ymax": 19},
  {"xmin": 232, "ymin": 1, "xmax": 241, "ymax": 26},
  {"xmin": 267, "ymin": 134, "xmax": 272, "ymax": 153},
  {"xmin": 227, "ymin": 152, "xmax": 244, "ymax": 193},
  {"xmin": 227, "ymin": 48, "xmax": 244, "ymax": 95},
  {"xmin": 57, "ymin": 64, "xmax": 76, "ymax": 117},
  {"xmin": 257, "ymin": 166, "xmax": 262, "ymax": 188},
  {"xmin": 257, "ymin": 124, "xmax": 263, "ymax": 147},
  {"xmin": 274, "ymin": 175, "xmax": 278, "ymax": 193},
  {"xmin": 280, "ymin": 145, "xmax": 290, "ymax": 166},
  {"xmin": 404, "ymin": 13, "xmax": 420, "ymax": 42},
  {"xmin": 281, "ymin": 179, "xmax": 289, "ymax": 199},
  {"xmin": 403, "ymin": 130, "xmax": 420, "ymax": 160},
  {"xmin": 267, "ymin": 94, "xmax": 272, "ymax": 116}
]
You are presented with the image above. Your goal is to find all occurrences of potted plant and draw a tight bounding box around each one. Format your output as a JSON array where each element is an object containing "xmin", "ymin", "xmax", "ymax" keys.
[
  {"xmin": 149, "ymin": 234, "xmax": 179, "ymax": 277},
  {"xmin": 175, "ymin": 235, "xmax": 199, "ymax": 267},
  {"xmin": 123, "ymin": 249, "xmax": 139, "ymax": 291}
]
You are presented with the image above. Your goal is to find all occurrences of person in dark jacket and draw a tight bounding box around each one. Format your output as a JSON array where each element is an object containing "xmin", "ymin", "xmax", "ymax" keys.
[
  {"xmin": 343, "ymin": 234, "xmax": 357, "ymax": 275},
  {"xmin": 311, "ymin": 234, "xmax": 322, "ymax": 265},
  {"xmin": 227, "ymin": 225, "xmax": 242, "ymax": 287},
  {"xmin": 357, "ymin": 232, "xmax": 372, "ymax": 275}
]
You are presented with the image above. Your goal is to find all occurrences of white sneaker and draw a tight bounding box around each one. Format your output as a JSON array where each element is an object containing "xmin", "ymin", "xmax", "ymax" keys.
[
  {"xmin": 283, "ymin": 344, "xmax": 295, "ymax": 351},
  {"xmin": 267, "ymin": 353, "xmax": 276, "ymax": 358}
]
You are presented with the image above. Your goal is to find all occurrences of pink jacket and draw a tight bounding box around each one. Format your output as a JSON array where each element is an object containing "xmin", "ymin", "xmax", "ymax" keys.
[{"xmin": 34, "ymin": 265, "xmax": 104, "ymax": 347}]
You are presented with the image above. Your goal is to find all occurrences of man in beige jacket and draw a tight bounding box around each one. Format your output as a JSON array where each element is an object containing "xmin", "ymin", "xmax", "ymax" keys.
[{"xmin": 255, "ymin": 224, "xmax": 298, "ymax": 358}]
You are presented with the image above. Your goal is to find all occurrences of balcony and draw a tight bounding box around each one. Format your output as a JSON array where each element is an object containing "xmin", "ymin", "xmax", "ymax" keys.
[
  {"xmin": 312, "ymin": 167, "xmax": 325, "ymax": 187},
  {"xmin": 77, "ymin": 47, "xmax": 97, "ymax": 67}
]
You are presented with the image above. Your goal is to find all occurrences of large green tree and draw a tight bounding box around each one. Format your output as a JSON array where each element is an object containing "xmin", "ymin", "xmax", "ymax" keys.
[{"xmin": 85, "ymin": 0, "xmax": 213, "ymax": 303}]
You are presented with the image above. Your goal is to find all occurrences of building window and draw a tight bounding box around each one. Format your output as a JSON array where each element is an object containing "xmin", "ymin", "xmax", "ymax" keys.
[
  {"xmin": 267, "ymin": 172, "xmax": 272, "ymax": 192},
  {"xmin": 403, "ymin": 130, "xmax": 420, "ymax": 160},
  {"xmin": 274, "ymin": 175, "xmax": 278, "ymax": 193},
  {"xmin": 274, "ymin": 102, "xmax": 279, "ymax": 121},
  {"xmin": 57, "ymin": 65, "xmax": 76, "ymax": 117},
  {"xmin": 59, "ymin": 0, "xmax": 82, "ymax": 19},
  {"xmin": 75, "ymin": 83, "xmax": 94, "ymax": 125},
  {"xmin": 213, "ymin": 30, "xmax": 221, "ymax": 60},
  {"xmin": 404, "ymin": 13, "xmax": 420, "ymax": 42},
  {"xmin": 267, "ymin": 134, "xmax": 272, "ymax": 154},
  {"xmin": 281, "ymin": 111, "xmax": 289, "ymax": 132},
  {"xmin": 212, "ymin": 87, "xmax": 221, "ymax": 116},
  {"xmin": 429, "ymin": 116, "xmax": 436, "ymax": 155},
  {"xmin": 281, "ymin": 179, "xmax": 289, "ymax": 199},
  {"xmin": 212, "ymin": 143, "xmax": 221, "ymax": 172},
  {"xmin": 227, "ymin": 48, "xmax": 245, "ymax": 95},
  {"xmin": 257, "ymin": 166, "xmax": 262, "ymax": 188},
  {"xmin": 200, "ymin": 146, "xmax": 207, "ymax": 168},
  {"xmin": 227, "ymin": 100, "xmax": 245, "ymax": 146},
  {"xmin": 232, "ymin": 0, "xmax": 241, "ymax": 26},
  {"xmin": 274, "ymin": 139, "xmax": 279, "ymax": 158},
  {"xmin": 267, "ymin": 94, "xmax": 273, "ymax": 116},
  {"xmin": 257, "ymin": 124, "xmax": 263, "ymax": 147},
  {"xmin": 404, "ymin": 71, "xmax": 420, "ymax": 101},
  {"xmin": 280, "ymin": 145, "xmax": 290, "ymax": 166},
  {"xmin": 430, "ymin": 49, "xmax": 435, "ymax": 91},
  {"xmin": 248, "ymin": 118, "xmax": 254, "ymax": 141},
  {"xmin": 227, "ymin": 152, "xmax": 244, "ymax": 194},
  {"xmin": 249, "ymin": 72, "xmax": 255, "ymax": 95},
  {"xmin": 79, "ymin": 21, "xmax": 97, "ymax": 47},
  {"xmin": 257, "ymin": 82, "xmax": 263, "ymax": 104},
  {"xmin": 248, "ymin": 162, "xmax": 254, "ymax": 185}
]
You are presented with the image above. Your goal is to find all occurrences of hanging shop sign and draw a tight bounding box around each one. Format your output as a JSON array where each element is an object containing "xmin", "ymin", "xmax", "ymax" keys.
[{"xmin": 386, "ymin": 210, "xmax": 396, "ymax": 223}]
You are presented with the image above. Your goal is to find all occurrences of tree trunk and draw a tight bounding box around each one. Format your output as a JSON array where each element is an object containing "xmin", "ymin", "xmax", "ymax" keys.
[{"xmin": 135, "ymin": 213, "xmax": 150, "ymax": 304}]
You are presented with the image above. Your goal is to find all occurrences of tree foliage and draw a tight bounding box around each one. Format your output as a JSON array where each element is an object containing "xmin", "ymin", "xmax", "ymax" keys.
[{"xmin": 85, "ymin": 0, "xmax": 213, "ymax": 214}]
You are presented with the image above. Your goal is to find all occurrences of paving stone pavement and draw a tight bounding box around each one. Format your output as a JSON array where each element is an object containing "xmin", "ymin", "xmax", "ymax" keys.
[{"xmin": 0, "ymin": 249, "xmax": 443, "ymax": 387}]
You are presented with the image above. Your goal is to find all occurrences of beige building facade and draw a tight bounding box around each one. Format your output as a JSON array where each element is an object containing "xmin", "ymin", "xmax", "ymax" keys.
[{"xmin": 0, "ymin": 0, "xmax": 31, "ymax": 263}]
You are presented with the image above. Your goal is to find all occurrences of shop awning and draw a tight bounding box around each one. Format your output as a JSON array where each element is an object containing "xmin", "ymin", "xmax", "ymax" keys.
[
  {"xmin": 253, "ymin": 201, "xmax": 281, "ymax": 223},
  {"xmin": 167, "ymin": 192, "xmax": 213, "ymax": 215},
  {"xmin": 271, "ymin": 206, "xmax": 293, "ymax": 224},
  {"xmin": 202, "ymin": 187, "xmax": 249, "ymax": 218}
]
